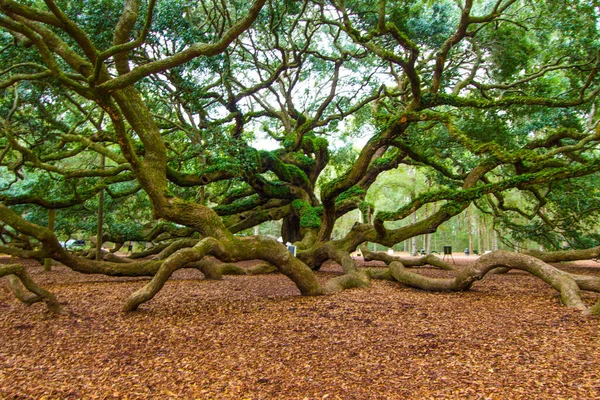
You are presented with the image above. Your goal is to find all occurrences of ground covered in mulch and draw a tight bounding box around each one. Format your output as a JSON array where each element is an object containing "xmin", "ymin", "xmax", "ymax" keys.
[{"xmin": 1, "ymin": 255, "xmax": 600, "ymax": 399}]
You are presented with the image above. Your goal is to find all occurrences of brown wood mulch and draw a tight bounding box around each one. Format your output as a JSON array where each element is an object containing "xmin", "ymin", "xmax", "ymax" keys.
[{"xmin": 1, "ymin": 256, "xmax": 599, "ymax": 399}]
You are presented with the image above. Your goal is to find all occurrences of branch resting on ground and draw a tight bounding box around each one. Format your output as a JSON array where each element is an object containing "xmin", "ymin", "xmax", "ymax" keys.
[
  {"xmin": 366, "ymin": 250, "xmax": 600, "ymax": 315},
  {"xmin": 360, "ymin": 245, "xmax": 456, "ymax": 271},
  {"xmin": 0, "ymin": 264, "xmax": 60, "ymax": 313}
]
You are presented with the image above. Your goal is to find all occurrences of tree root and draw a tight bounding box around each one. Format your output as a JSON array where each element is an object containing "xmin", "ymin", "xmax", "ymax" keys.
[
  {"xmin": 123, "ymin": 238, "xmax": 220, "ymax": 311},
  {"xmin": 324, "ymin": 271, "xmax": 371, "ymax": 293},
  {"xmin": 0, "ymin": 203, "xmax": 324, "ymax": 311},
  {"xmin": 389, "ymin": 261, "xmax": 477, "ymax": 292},
  {"xmin": 0, "ymin": 264, "xmax": 60, "ymax": 313},
  {"xmin": 323, "ymin": 244, "xmax": 358, "ymax": 274},
  {"xmin": 360, "ymin": 245, "xmax": 456, "ymax": 271},
  {"xmin": 123, "ymin": 235, "xmax": 326, "ymax": 311},
  {"xmin": 316, "ymin": 246, "xmax": 374, "ymax": 293},
  {"xmin": 363, "ymin": 267, "xmax": 395, "ymax": 281},
  {"xmin": 371, "ymin": 250, "xmax": 597, "ymax": 313},
  {"xmin": 569, "ymin": 273, "xmax": 600, "ymax": 292},
  {"xmin": 187, "ymin": 259, "xmax": 278, "ymax": 280},
  {"xmin": 6, "ymin": 275, "xmax": 41, "ymax": 304}
]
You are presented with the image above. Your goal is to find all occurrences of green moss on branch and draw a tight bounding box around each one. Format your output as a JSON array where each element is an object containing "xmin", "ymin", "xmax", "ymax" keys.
[{"xmin": 292, "ymin": 200, "xmax": 322, "ymax": 228}]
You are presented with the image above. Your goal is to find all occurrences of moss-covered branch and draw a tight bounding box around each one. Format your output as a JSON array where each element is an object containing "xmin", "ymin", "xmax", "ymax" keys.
[{"xmin": 1, "ymin": 263, "xmax": 60, "ymax": 313}]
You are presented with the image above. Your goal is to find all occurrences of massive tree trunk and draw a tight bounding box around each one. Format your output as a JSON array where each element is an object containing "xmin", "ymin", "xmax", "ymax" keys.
[{"xmin": 282, "ymin": 214, "xmax": 301, "ymax": 244}]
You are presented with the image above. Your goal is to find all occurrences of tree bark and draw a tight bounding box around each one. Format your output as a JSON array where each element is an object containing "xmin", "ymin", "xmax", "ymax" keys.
[
  {"xmin": 282, "ymin": 213, "xmax": 301, "ymax": 243},
  {"xmin": 96, "ymin": 154, "xmax": 105, "ymax": 261},
  {"xmin": 377, "ymin": 250, "xmax": 598, "ymax": 313},
  {"xmin": 43, "ymin": 208, "xmax": 56, "ymax": 271},
  {"xmin": 360, "ymin": 245, "xmax": 456, "ymax": 271},
  {"xmin": 526, "ymin": 246, "xmax": 600, "ymax": 263},
  {"xmin": 1, "ymin": 264, "xmax": 60, "ymax": 313},
  {"xmin": 467, "ymin": 205, "xmax": 473, "ymax": 255}
]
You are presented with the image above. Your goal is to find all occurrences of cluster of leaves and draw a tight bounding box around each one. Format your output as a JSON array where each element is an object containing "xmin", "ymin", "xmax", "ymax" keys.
[{"xmin": 1, "ymin": 0, "xmax": 600, "ymax": 253}]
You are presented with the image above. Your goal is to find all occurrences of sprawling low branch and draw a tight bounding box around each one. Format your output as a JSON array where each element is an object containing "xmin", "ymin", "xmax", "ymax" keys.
[
  {"xmin": 525, "ymin": 246, "xmax": 600, "ymax": 263},
  {"xmin": 0, "ymin": 263, "xmax": 60, "ymax": 313},
  {"xmin": 360, "ymin": 245, "xmax": 455, "ymax": 271},
  {"xmin": 373, "ymin": 250, "xmax": 600, "ymax": 314}
]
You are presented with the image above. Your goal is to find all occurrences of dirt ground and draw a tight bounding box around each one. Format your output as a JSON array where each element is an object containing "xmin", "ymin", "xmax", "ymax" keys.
[{"xmin": 1, "ymin": 255, "xmax": 600, "ymax": 399}]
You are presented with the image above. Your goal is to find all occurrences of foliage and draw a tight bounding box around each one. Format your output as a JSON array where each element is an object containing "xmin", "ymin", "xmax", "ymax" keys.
[{"xmin": 1, "ymin": 0, "xmax": 600, "ymax": 255}]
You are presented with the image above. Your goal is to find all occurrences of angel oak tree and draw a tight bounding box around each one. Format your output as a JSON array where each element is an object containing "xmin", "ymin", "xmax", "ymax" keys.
[{"xmin": 1, "ymin": 0, "xmax": 600, "ymax": 314}]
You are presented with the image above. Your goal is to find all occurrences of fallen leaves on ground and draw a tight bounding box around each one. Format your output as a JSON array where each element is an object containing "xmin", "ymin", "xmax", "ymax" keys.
[{"xmin": 1, "ymin": 257, "xmax": 599, "ymax": 399}]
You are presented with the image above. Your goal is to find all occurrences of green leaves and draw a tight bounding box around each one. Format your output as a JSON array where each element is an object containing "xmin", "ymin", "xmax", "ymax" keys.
[
  {"xmin": 2, "ymin": 0, "xmax": 600, "ymax": 251},
  {"xmin": 483, "ymin": 23, "xmax": 538, "ymax": 82},
  {"xmin": 292, "ymin": 199, "xmax": 322, "ymax": 228},
  {"xmin": 389, "ymin": 1, "xmax": 456, "ymax": 47}
]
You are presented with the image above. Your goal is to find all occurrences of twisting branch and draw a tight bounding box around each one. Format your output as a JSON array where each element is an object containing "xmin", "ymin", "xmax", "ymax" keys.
[
  {"xmin": 97, "ymin": 0, "xmax": 267, "ymax": 91},
  {"xmin": 0, "ymin": 263, "xmax": 60, "ymax": 313},
  {"xmin": 360, "ymin": 245, "xmax": 456, "ymax": 271},
  {"xmin": 378, "ymin": 250, "xmax": 598, "ymax": 314}
]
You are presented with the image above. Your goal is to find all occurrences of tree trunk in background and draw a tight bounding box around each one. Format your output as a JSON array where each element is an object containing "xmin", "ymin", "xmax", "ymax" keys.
[
  {"xmin": 467, "ymin": 206, "xmax": 473, "ymax": 255},
  {"xmin": 43, "ymin": 208, "xmax": 56, "ymax": 271},
  {"xmin": 423, "ymin": 203, "xmax": 430, "ymax": 254},
  {"xmin": 409, "ymin": 167, "xmax": 418, "ymax": 256},
  {"xmin": 430, "ymin": 203, "xmax": 437, "ymax": 253},
  {"xmin": 483, "ymin": 215, "xmax": 490, "ymax": 252},
  {"xmin": 493, "ymin": 229, "xmax": 499, "ymax": 251},
  {"xmin": 96, "ymin": 155, "xmax": 105, "ymax": 261},
  {"xmin": 282, "ymin": 214, "xmax": 301, "ymax": 243},
  {"xmin": 477, "ymin": 224, "xmax": 483, "ymax": 255},
  {"xmin": 411, "ymin": 211, "xmax": 418, "ymax": 256},
  {"xmin": 366, "ymin": 207, "xmax": 377, "ymax": 252}
]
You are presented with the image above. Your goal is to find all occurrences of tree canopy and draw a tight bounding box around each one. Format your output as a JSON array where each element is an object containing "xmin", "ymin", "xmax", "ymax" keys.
[{"xmin": 1, "ymin": 0, "xmax": 600, "ymax": 314}]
